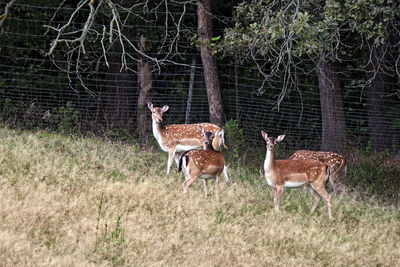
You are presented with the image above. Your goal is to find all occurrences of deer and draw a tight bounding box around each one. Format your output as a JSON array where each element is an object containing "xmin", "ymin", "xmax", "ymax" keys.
[
  {"xmin": 148, "ymin": 102, "xmax": 227, "ymax": 176},
  {"xmin": 288, "ymin": 150, "xmax": 347, "ymax": 194},
  {"xmin": 178, "ymin": 126, "xmax": 229, "ymax": 198},
  {"xmin": 261, "ymin": 131, "xmax": 333, "ymax": 220}
]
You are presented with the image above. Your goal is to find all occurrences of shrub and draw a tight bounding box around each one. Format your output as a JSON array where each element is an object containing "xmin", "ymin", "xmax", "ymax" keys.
[
  {"xmin": 223, "ymin": 119, "xmax": 244, "ymax": 160},
  {"xmin": 53, "ymin": 102, "xmax": 80, "ymax": 134},
  {"xmin": 345, "ymin": 142, "xmax": 400, "ymax": 206}
]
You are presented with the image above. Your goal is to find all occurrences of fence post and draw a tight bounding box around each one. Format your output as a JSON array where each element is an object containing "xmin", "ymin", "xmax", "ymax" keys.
[{"xmin": 185, "ymin": 57, "xmax": 196, "ymax": 124}]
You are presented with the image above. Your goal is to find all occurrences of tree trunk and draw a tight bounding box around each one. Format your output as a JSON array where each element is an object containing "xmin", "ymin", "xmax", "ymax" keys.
[
  {"xmin": 136, "ymin": 35, "xmax": 153, "ymax": 140},
  {"xmin": 366, "ymin": 38, "xmax": 398, "ymax": 152},
  {"xmin": 197, "ymin": 0, "xmax": 225, "ymax": 126},
  {"xmin": 317, "ymin": 57, "xmax": 346, "ymax": 152}
]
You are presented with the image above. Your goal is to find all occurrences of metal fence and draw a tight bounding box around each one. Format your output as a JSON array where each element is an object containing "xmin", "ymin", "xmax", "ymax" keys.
[{"xmin": 1, "ymin": 2, "xmax": 400, "ymax": 153}]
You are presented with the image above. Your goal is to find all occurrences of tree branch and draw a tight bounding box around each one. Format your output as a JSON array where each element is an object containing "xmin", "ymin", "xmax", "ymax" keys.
[{"xmin": 0, "ymin": 0, "xmax": 17, "ymax": 29}]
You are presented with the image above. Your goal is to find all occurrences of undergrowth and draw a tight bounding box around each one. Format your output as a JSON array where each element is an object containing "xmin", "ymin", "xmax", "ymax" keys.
[{"xmin": 345, "ymin": 142, "xmax": 400, "ymax": 207}]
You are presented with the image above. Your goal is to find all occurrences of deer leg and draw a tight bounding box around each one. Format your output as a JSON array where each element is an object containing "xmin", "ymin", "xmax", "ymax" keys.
[
  {"xmin": 183, "ymin": 176, "xmax": 197, "ymax": 195},
  {"xmin": 174, "ymin": 153, "xmax": 181, "ymax": 168},
  {"xmin": 203, "ymin": 179, "xmax": 208, "ymax": 198},
  {"xmin": 310, "ymin": 183, "xmax": 332, "ymax": 220},
  {"xmin": 215, "ymin": 173, "xmax": 222, "ymax": 200},
  {"xmin": 223, "ymin": 165, "xmax": 229, "ymax": 183},
  {"xmin": 307, "ymin": 185, "xmax": 322, "ymax": 214},
  {"xmin": 328, "ymin": 172, "xmax": 338, "ymax": 194},
  {"xmin": 274, "ymin": 186, "xmax": 283, "ymax": 213},
  {"xmin": 167, "ymin": 148, "xmax": 176, "ymax": 176},
  {"xmin": 182, "ymin": 169, "xmax": 200, "ymax": 195}
]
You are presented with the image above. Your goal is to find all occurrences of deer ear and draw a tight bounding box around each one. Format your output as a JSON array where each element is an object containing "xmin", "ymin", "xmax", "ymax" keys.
[
  {"xmin": 277, "ymin": 135, "xmax": 285, "ymax": 142},
  {"xmin": 162, "ymin": 105, "xmax": 169, "ymax": 112},
  {"xmin": 198, "ymin": 125, "xmax": 204, "ymax": 134},
  {"xmin": 147, "ymin": 102, "xmax": 153, "ymax": 110},
  {"xmin": 261, "ymin": 131, "xmax": 268, "ymax": 140}
]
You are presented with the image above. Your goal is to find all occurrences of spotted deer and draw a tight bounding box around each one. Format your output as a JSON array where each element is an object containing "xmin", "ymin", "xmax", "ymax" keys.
[
  {"xmin": 178, "ymin": 126, "xmax": 229, "ymax": 198},
  {"xmin": 288, "ymin": 150, "xmax": 347, "ymax": 194},
  {"xmin": 261, "ymin": 131, "xmax": 333, "ymax": 220},
  {"xmin": 148, "ymin": 102, "xmax": 226, "ymax": 176}
]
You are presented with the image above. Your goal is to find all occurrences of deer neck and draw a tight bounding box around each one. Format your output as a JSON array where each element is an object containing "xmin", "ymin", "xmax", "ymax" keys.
[
  {"xmin": 151, "ymin": 117, "xmax": 167, "ymax": 151},
  {"xmin": 203, "ymin": 143, "xmax": 215, "ymax": 151},
  {"xmin": 264, "ymin": 149, "xmax": 275, "ymax": 172}
]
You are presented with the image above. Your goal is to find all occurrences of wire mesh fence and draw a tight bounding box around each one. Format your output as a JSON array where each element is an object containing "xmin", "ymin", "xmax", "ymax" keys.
[{"xmin": 0, "ymin": 2, "xmax": 400, "ymax": 153}]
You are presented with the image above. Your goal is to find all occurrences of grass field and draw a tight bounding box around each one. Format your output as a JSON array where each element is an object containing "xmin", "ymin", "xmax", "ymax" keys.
[{"xmin": 0, "ymin": 127, "xmax": 399, "ymax": 266}]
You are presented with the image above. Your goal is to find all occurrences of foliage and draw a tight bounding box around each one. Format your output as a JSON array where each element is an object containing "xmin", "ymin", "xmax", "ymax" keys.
[
  {"xmin": 222, "ymin": 0, "xmax": 345, "ymax": 63},
  {"xmin": 105, "ymin": 127, "xmax": 137, "ymax": 144},
  {"xmin": 0, "ymin": 98, "xmax": 17, "ymax": 126},
  {"xmin": 223, "ymin": 119, "xmax": 244, "ymax": 160},
  {"xmin": 346, "ymin": 142, "xmax": 400, "ymax": 206},
  {"xmin": 53, "ymin": 102, "xmax": 80, "ymax": 134},
  {"xmin": 345, "ymin": 0, "xmax": 400, "ymax": 44},
  {"xmin": 221, "ymin": 0, "xmax": 400, "ymax": 98},
  {"xmin": 223, "ymin": 0, "xmax": 400, "ymax": 61}
]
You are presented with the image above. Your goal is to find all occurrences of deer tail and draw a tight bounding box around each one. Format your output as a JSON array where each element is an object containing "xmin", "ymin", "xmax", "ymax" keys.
[{"xmin": 178, "ymin": 151, "xmax": 190, "ymax": 172}]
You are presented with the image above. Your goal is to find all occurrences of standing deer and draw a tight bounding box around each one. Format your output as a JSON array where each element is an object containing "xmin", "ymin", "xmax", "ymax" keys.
[
  {"xmin": 261, "ymin": 131, "xmax": 333, "ymax": 219},
  {"xmin": 148, "ymin": 102, "xmax": 226, "ymax": 176},
  {"xmin": 178, "ymin": 126, "xmax": 229, "ymax": 198},
  {"xmin": 288, "ymin": 150, "xmax": 346, "ymax": 194}
]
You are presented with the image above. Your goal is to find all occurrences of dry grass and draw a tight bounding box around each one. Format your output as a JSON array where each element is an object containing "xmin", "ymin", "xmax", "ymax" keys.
[{"xmin": 0, "ymin": 127, "xmax": 399, "ymax": 266}]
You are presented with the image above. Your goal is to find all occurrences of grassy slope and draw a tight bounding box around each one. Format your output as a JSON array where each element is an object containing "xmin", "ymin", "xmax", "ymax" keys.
[{"xmin": 0, "ymin": 128, "xmax": 399, "ymax": 266}]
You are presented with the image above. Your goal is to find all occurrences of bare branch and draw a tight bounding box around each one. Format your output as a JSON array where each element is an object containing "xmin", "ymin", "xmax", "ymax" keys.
[
  {"xmin": 45, "ymin": 0, "xmax": 103, "ymax": 56},
  {"xmin": 42, "ymin": 0, "xmax": 197, "ymax": 93},
  {"xmin": 0, "ymin": 0, "xmax": 17, "ymax": 29},
  {"xmin": 43, "ymin": 0, "xmax": 67, "ymax": 36}
]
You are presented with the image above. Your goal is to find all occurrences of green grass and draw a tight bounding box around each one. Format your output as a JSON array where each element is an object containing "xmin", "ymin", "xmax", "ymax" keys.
[{"xmin": 0, "ymin": 127, "xmax": 399, "ymax": 266}]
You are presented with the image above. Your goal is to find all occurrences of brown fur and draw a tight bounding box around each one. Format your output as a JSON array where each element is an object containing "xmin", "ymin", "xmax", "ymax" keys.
[
  {"xmin": 261, "ymin": 132, "xmax": 333, "ymax": 220},
  {"xmin": 179, "ymin": 127, "xmax": 227, "ymax": 198},
  {"xmin": 160, "ymin": 123, "xmax": 221, "ymax": 148},
  {"xmin": 148, "ymin": 102, "xmax": 226, "ymax": 176},
  {"xmin": 289, "ymin": 150, "xmax": 346, "ymax": 193}
]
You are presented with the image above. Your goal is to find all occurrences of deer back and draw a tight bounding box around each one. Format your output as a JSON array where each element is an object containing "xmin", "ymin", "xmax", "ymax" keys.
[
  {"xmin": 272, "ymin": 159, "xmax": 328, "ymax": 184},
  {"xmin": 289, "ymin": 150, "xmax": 345, "ymax": 176},
  {"xmin": 180, "ymin": 150, "xmax": 224, "ymax": 175},
  {"xmin": 161, "ymin": 123, "xmax": 222, "ymax": 150}
]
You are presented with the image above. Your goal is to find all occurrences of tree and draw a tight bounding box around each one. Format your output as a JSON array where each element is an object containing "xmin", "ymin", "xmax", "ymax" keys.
[
  {"xmin": 39, "ymin": 0, "xmax": 227, "ymax": 127},
  {"xmin": 317, "ymin": 57, "xmax": 346, "ymax": 151},
  {"xmin": 37, "ymin": 0, "xmax": 197, "ymax": 131},
  {"xmin": 222, "ymin": 0, "xmax": 347, "ymax": 151},
  {"xmin": 136, "ymin": 35, "xmax": 153, "ymax": 139},
  {"xmin": 197, "ymin": 0, "xmax": 225, "ymax": 126},
  {"xmin": 345, "ymin": 2, "xmax": 400, "ymax": 151},
  {"xmin": 365, "ymin": 35, "xmax": 399, "ymax": 151}
]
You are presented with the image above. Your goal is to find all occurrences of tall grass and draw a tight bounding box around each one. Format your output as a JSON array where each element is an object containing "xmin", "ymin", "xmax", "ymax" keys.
[{"xmin": 0, "ymin": 127, "xmax": 399, "ymax": 266}]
